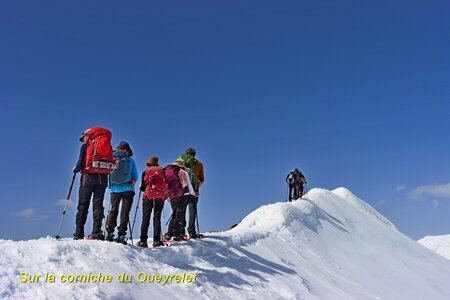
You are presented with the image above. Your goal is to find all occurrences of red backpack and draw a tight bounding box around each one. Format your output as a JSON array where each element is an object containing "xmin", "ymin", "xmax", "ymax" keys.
[
  {"xmin": 84, "ymin": 127, "xmax": 115, "ymax": 174},
  {"xmin": 144, "ymin": 166, "xmax": 168, "ymax": 200}
]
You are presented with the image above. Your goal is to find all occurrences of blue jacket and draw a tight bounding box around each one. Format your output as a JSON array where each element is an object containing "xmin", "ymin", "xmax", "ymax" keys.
[{"xmin": 109, "ymin": 157, "xmax": 139, "ymax": 193}]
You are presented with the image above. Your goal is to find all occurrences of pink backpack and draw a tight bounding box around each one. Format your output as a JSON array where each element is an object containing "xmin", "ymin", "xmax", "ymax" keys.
[{"xmin": 163, "ymin": 164, "xmax": 185, "ymax": 199}]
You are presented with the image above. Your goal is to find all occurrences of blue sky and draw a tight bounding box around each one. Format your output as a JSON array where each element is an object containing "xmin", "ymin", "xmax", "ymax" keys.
[{"xmin": 1, "ymin": 1, "xmax": 449, "ymax": 241}]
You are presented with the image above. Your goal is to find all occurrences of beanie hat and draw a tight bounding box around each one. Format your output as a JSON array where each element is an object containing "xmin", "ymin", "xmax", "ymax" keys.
[{"xmin": 146, "ymin": 156, "xmax": 159, "ymax": 166}]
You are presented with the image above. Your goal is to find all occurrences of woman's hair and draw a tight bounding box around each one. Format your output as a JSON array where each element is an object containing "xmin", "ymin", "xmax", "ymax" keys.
[
  {"xmin": 118, "ymin": 145, "xmax": 133, "ymax": 157},
  {"xmin": 126, "ymin": 148, "xmax": 133, "ymax": 157}
]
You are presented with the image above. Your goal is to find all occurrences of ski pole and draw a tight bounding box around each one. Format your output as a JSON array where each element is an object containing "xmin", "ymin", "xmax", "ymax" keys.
[
  {"xmin": 56, "ymin": 173, "xmax": 76, "ymax": 239},
  {"xmin": 165, "ymin": 212, "xmax": 174, "ymax": 226},
  {"xmin": 286, "ymin": 184, "xmax": 289, "ymax": 202},
  {"xmin": 128, "ymin": 220, "xmax": 133, "ymax": 246},
  {"xmin": 104, "ymin": 195, "xmax": 111, "ymax": 236},
  {"xmin": 126, "ymin": 192, "xmax": 139, "ymax": 245},
  {"xmin": 130, "ymin": 190, "xmax": 141, "ymax": 237},
  {"xmin": 195, "ymin": 200, "xmax": 201, "ymax": 237}
]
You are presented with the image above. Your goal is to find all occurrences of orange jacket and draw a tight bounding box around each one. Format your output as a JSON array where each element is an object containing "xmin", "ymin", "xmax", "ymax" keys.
[{"xmin": 194, "ymin": 160, "xmax": 204, "ymax": 191}]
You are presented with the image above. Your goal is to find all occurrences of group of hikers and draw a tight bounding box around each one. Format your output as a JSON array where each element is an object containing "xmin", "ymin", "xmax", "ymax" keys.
[
  {"xmin": 66, "ymin": 127, "xmax": 307, "ymax": 248},
  {"xmin": 71, "ymin": 127, "xmax": 204, "ymax": 248},
  {"xmin": 285, "ymin": 169, "xmax": 307, "ymax": 201}
]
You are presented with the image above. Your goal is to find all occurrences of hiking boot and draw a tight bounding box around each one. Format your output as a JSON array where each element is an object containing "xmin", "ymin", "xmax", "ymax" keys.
[
  {"xmin": 73, "ymin": 233, "xmax": 84, "ymax": 240},
  {"xmin": 137, "ymin": 241, "xmax": 148, "ymax": 248},
  {"xmin": 152, "ymin": 241, "xmax": 164, "ymax": 248},
  {"xmin": 114, "ymin": 235, "xmax": 128, "ymax": 245},
  {"xmin": 87, "ymin": 233, "xmax": 105, "ymax": 240},
  {"xmin": 162, "ymin": 234, "xmax": 172, "ymax": 241},
  {"xmin": 73, "ymin": 229, "xmax": 84, "ymax": 240},
  {"xmin": 173, "ymin": 236, "xmax": 184, "ymax": 242},
  {"xmin": 189, "ymin": 233, "xmax": 199, "ymax": 239},
  {"xmin": 106, "ymin": 232, "xmax": 115, "ymax": 242}
]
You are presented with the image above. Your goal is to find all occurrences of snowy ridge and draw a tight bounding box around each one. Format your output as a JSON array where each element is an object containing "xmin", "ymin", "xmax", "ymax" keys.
[
  {"xmin": 331, "ymin": 187, "xmax": 395, "ymax": 228},
  {"xmin": 229, "ymin": 187, "xmax": 394, "ymax": 244},
  {"xmin": 2, "ymin": 187, "xmax": 450, "ymax": 299},
  {"xmin": 418, "ymin": 234, "xmax": 450, "ymax": 261}
]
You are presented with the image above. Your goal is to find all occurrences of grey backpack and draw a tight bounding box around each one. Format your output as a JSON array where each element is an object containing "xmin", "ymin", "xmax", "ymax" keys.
[{"xmin": 109, "ymin": 150, "xmax": 132, "ymax": 185}]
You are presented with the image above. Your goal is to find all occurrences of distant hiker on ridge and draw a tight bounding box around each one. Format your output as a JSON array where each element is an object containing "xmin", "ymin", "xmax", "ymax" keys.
[
  {"xmin": 286, "ymin": 169, "xmax": 307, "ymax": 201},
  {"xmin": 72, "ymin": 128, "xmax": 115, "ymax": 240},
  {"xmin": 137, "ymin": 155, "xmax": 167, "ymax": 248},
  {"xmin": 294, "ymin": 169, "xmax": 307, "ymax": 199},
  {"xmin": 286, "ymin": 170, "xmax": 297, "ymax": 201},
  {"xmin": 179, "ymin": 147, "xmax": 204, "ymax": 239},
  {"xmin": 106, "ymin": 141, "xmax": 138, "ymax": 244}
]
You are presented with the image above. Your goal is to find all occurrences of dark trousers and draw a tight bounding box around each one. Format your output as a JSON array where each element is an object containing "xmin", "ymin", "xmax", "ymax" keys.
[
  {"xmin": 75, "ymin": 173, "xmax": 108, "ymax": 236},
  {"xmin": 288, "ymin": 184, "xmax": 296, "ymax": 201},
  {"xmin": 106, "ymin": 191, "xmax": 134, "ymax": 236},
  {"xmin": 295, "ymin": 184, "xmax": 304, "ymax": 198},
  {"xmin": 187, "ymin": 196, "xmax": 198, "ymax": 235},
  {"xmin": 167, "ymin": 195, "xmax": 189, "ymax": 237},
  {"xmin": 140, "ymin": 198, "xmax": 164, "ymax": 242}
]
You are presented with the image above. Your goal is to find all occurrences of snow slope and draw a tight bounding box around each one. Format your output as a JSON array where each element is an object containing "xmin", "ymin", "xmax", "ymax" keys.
[
  {"xmin": 418, "ymin": 234, "xmax": 450, "ymax": 261},
  {"xmin": 2, "ymin": 187, "xmax": 450, "ymax": 300}
]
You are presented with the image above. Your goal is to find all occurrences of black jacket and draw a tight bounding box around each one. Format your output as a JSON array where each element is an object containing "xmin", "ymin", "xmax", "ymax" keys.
[
  {"xmin": 140, "ymin": 170, "xmax": 147, "ymax": 192},
  {"xmin": 74, "ymin": 143, "xmax": 88, "ymax": 173}
]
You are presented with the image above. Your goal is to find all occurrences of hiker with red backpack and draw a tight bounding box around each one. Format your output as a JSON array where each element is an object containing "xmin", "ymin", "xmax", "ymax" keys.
[
  {"xmin": 106, "ymin": 141, "xmax": 139, "ymax": 244},
  {"xmin": 73, "ymin": 128, "xmax": 115, "ymax": 240},
  {"xmin": 137, "ymin": 156, "xmax": 167, "ymax": 248},
  {"xmin": 179, "ymin": 147, "xmax": 204, "ymax": 239},
  {"xmin": 163, "ymin": 158, "xmax": 195, "ymax": 242}
]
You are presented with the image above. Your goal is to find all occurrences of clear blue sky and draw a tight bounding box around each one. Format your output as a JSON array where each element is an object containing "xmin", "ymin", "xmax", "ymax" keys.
[{"xmin": 1, "ymin": 1, "xmax": 449, "ymax": 240}]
